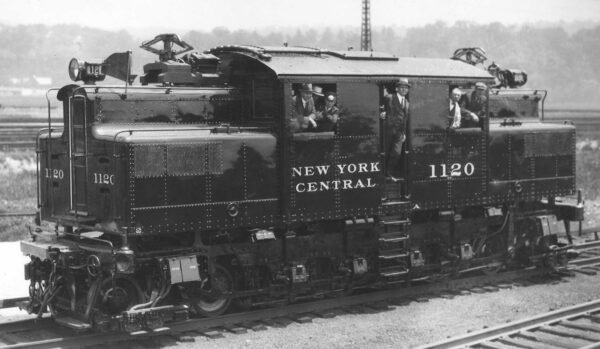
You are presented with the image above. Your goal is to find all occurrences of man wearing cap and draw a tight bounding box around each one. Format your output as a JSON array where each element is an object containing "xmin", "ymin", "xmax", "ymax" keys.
[
  {"xmin": 316, "ymin": 92, "xmax": 340, "ymax": 132},
  {"xmin": 467, "ymin": 82, "xmax": 488, "ymax": 117},
  {"xmin": 312, "ymin": 85, "xmax": 326, "ymax": 112},
  {"xmin": 381, "ymin": 78, "xmax": 410, "ymax": 180},
  {"xmin": 291, "ymin": 83, "xmax": 318, "ymax": 131}
]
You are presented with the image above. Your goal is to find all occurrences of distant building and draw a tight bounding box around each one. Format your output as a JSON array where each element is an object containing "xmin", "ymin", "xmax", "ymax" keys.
[
  {"xmin": 2, "ymin": 75, "xmax": 52, "ymax": 96},
  {"xmin": 32, "ymin": 76, "xmax": 53, "ymax": 86},
  {"xmin": 8, "ymin": 76, "xmax": 52, "ymax": 86}
]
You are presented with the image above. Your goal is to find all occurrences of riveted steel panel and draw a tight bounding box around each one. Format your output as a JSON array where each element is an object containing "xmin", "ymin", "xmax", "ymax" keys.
[
  {"xmin": 207, "ymin": 143, "xmax": 224, "ymax": 174},
  {"xmin": 134, "ymin": 177, "xmax": 166, "ymax": 207},
  {"xmin": 134, "ymin": 145, "xmax": 165, "ymax": 177},
  {"xmin": 166, "ymin": 176, "xmax": 207, "ymax": 205},
  {"xmin": 167, "ymin": 145, "xmax": 206, "ymax": 175},
  {"xmin": 338, "ymin": 136, "xmax": 382, "ymax": 211},
  {"xmin": 524, "ymin": 133, "xmax": 572, "ymax": 157},
  {"xmin": 289, "ymin": 134, "xmax": 336, "ymax": 217}
]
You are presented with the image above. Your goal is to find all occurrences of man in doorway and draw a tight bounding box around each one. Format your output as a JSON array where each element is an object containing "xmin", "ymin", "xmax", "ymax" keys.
[{"xmin": 381, "ymin": 78, "xmax": 410, "ymax": 181}]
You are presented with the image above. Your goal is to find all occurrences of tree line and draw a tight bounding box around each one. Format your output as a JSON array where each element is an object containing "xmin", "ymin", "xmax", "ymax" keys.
[{"xmin": 0, "ymin": 22, "xmax": 598, "ymax": 107}]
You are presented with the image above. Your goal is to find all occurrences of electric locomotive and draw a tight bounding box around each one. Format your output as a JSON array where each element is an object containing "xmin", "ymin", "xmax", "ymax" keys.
[{"xmin": 19, "ymin": 34, "xmax": 583, "ymax": 331}]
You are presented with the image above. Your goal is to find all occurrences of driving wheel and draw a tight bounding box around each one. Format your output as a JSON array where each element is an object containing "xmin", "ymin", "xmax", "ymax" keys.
[{"xmin": 186, "ymin": 264, "xmax": 233, "ymax": 317}]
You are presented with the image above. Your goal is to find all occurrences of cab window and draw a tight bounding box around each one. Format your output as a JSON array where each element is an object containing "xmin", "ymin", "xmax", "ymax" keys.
[
  {"xmin": 448, "ymin": 84, "xmax": 487, "ymax": 129},
  {"xmin": 290, "ymin": 83, "xmax": 338, "ymax": 134}
]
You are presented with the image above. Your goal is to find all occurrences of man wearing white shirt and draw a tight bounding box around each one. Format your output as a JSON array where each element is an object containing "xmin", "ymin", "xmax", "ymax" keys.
[{"xmin": 449, "ymin": 88, "xmax": 479, "ymax": 129}]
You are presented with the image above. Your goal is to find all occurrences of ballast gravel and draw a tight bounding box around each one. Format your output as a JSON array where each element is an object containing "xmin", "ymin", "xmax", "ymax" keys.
[{"xmin": 162, "ymin": 272, "xmax": 600, "ymax": 349}]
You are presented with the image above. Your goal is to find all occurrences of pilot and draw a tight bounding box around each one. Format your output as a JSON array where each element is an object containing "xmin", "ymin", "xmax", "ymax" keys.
[
  {"xmin": 316, "ymin": 92, "xmax": 340, "ymax": 132},
  {"xmin": 381, "ymin": 78, "xmax": 410, "ymax": 180},
  {"xmin": 291, "ymin": 83, "xmax": 318, "ymax": 132},
  {"xmin": 449, "ymin": 88, "xmax": 479, "ymax": 129}
]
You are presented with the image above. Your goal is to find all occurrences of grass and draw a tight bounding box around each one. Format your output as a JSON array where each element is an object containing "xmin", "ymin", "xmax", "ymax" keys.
[
  {"xmin": 0, "ymin": 150, "xmax": 38, "ymax": 242},
  {"xmin": 577, "ymin": 138, "xmax": 600, "ymax": 201}
]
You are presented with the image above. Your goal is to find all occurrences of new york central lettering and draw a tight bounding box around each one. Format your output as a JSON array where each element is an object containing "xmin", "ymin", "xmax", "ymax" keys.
[
  {"xmin": 291, "ymin": 162, "xmax": 380, "ymax": 193},
  {"xmin": 291, "ymin": 162, "xmax": 380, "ymax": 177}
]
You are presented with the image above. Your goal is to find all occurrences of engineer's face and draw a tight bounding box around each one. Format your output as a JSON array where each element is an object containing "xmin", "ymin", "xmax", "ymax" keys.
[
  {"xmin": 301, "ymin": 91, "xmax": 312, "ymax": 101},
  {"xmin": 451, "ymin": 91, "xmax": 462, "ymax": 102},
  {"xmin": 398, "ymin": 85, "xmax": 409, "ymax": 97}
]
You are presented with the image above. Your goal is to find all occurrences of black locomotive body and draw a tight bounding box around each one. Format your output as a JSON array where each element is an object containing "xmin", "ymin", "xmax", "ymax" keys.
[{"xmin": 20, "ymin": 35, "xmax": 583, "ymax": 331}]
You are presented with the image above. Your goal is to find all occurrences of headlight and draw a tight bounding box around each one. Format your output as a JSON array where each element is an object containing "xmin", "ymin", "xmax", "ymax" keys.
[
  {"xmin": 115, "ymin": 248, "xmax": 135, "ymax": 274},
  {"xmin": 68, "ymin": 57, "xmax": 106, "ymax": 84},
  {"xmin": 68, "ymin": 58, "xmax": 84, "ymax": 81}
]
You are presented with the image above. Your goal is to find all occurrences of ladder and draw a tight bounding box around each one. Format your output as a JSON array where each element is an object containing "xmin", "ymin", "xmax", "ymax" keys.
[{"xmin": 378, "ymin": 216, "xmax": 411, "ymax": 279}]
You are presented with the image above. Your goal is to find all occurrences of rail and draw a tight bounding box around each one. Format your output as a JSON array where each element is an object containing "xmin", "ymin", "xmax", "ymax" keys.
[{"xmin": 417, "ymin": 299, "xmax": 600, "ymax": 349}]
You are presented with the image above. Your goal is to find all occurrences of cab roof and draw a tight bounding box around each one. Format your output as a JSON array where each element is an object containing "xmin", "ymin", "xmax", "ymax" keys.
[{"xmin": 210, "ymin": 45, "xmax": 495, "ymax": 81}]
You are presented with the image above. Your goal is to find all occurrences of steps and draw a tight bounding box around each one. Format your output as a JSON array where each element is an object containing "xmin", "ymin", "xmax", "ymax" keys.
[{"xmin": 378, "ymin": 217, "xmax": 411, "ymax": 279}]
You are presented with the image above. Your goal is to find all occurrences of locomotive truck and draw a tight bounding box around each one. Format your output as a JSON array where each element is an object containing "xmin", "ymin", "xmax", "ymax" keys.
[{"xmin": 19, "ymin": 34, "xmax": 583, "ymax": 331}]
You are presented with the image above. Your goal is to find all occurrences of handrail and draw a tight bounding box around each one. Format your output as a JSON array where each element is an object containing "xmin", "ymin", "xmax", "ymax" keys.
[
  {"xmin": 42, "ymin": 88, "xmax": 61, "ymax": 217},
  {"xmin": 72, "ymin": 84, "xmax": 237, "ymax": 95},
  {"xmin": 540, "ymin": 89, "xmax": 548, "ymax": 121}
]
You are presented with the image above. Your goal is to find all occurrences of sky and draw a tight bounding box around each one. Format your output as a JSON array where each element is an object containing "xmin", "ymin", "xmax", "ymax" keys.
[{"xmin": 1, "ymin": 0, "xmax": 599, "ymax": 33}]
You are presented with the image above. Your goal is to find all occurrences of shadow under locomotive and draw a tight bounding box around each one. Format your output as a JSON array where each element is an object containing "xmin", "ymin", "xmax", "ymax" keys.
[{"xmin": 19, "ymin": 35, "xmax": 583, "ymax": 332}]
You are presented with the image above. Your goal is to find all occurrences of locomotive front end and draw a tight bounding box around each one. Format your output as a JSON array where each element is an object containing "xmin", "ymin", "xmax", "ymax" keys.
[
  {"xmin": 21, "ymin": 35, "xmax": 281, "ymax": 330},
  {"xmin": 486, "ymin": 89, "xmax": 582, "ymax": 268}
]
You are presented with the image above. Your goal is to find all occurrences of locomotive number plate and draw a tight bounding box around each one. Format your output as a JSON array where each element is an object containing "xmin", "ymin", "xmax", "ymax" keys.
[
  {"xmin": 428, "ymin": 162, "xmax": 475, "ymax": 178},
  {"xmin": 45, "ymin": 168, "xmax": 64, "ymax": 179},
  {"xmin": 92, "ymin": 172, "xmax": 115, "ymax": 185}
]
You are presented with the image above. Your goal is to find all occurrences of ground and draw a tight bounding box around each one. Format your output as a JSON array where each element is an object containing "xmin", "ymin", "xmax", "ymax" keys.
[{"xmin": 163, "ymin": 271, "xmax": 600, "ymax": 349}]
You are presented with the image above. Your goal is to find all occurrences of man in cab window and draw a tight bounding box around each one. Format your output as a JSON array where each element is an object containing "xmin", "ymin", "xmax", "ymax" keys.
[
  {"xmin": 449, "ymin": 87, "xmax": 479, "ymax": 129},
  {"xmin": 467, "ymin": 82, "xmax": 488, "ymax": 117},
  {"xmin": 315, "ymin": 92, "xmax": 340, "ymax": 132},
  {"xmin": 290, "ymin": 83, "xmax": 318, "ymax": 132}
]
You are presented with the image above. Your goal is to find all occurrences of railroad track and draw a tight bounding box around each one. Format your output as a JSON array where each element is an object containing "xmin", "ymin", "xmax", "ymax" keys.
[
  {"xmin": 418, "ymin": 298, "xmax": 600, "ymax": 349},
  {"xmin": 1, "ymin": 238, "xmax": 599, "ymax": 349},
  {"xmin": 0, "ymin": 121, "xmax": 57, "ymax": 150},
  {"xmin": 413, "ymin": 240, "xmax": 600, "ymax": 349}
]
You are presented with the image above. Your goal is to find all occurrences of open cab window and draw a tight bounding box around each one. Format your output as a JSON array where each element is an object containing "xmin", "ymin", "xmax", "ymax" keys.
[
  {"xmin": 448, "ymin": 83, "xmax": 488, "ymax": 130},
  {"xmin": 290, "ymin": 83, "xmax": 338, "ymax": 135}
]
